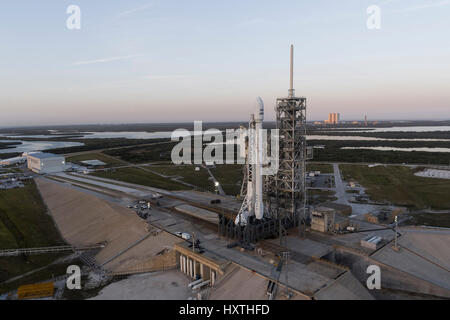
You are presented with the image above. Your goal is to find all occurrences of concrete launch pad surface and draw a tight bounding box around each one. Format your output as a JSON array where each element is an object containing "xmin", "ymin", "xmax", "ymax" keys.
[
  {"xmin": 172, "ymin": 190, "xmax": 242, "ymax": 212},
  {"xmin": 91, "ymin": 270, "xmax": 192, "ymax": 300},
  {"xmin": 371, "ymin": 228, "xmax": 450, "ymax": 292},
  {"xmin": 314, "ymin": 271, "xmax": 374, "ymax": 300},
  {"xmin": 174, "ymin": 204, "xmax": 219, "ymax": 225}
]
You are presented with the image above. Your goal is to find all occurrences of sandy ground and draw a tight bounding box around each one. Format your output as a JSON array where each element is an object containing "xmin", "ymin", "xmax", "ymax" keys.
[
  {"xmin": 35, "ymin": 177, "xmax": 180, "ymax": 273},
  {"xmin": 90, "ymin": 270, "xmax": 192, "ymax": 300},
  {"xmin": 104, "ymin": 231, "xmax": 182, "ymax": 272}
]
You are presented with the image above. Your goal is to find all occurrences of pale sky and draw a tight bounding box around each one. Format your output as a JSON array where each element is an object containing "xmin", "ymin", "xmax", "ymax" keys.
[{"xmin": 1, "ymin": 0, "xmax": 449, "ymax": 126}]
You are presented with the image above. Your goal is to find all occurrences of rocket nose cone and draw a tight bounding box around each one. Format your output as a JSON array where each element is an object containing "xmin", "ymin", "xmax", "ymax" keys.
[
  {"xmin": 255, "ymin": 97, "xmax": 264, "ymax": 120},
  {"xmin": 256, "ymin": 97, "xmax": 264, "ymax": 110}
]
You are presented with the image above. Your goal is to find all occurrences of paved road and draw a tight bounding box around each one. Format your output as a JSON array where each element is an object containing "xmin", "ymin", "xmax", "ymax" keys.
[
  {"xmin": 204, "ymin": 165, "xmax": 225, "ymax": 196},
  {"xmin": 53, "ymin": 172, "xmax": 151, "ymax": 198},
  {"xmin": 333, "ymin": 163, "xmax": 349, "ymax": 205}
]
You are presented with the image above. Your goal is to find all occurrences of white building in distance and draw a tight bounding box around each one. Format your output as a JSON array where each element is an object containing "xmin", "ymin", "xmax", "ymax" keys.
[{"xmin": 27, "ymin": 153, "xmax": 65, "ymax": 174}]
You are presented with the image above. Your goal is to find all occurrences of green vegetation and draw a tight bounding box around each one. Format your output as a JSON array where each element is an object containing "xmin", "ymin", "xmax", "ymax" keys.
[
  {"xmin": 310, "ymin": 140, "xmax": 450, "ymax": 165},
  {"xmin": 211, "ymin": 164, "xmax": 244, "ymax": 196},
  {"xmin": 0, "ymin": 152, "xmax": 21, "ymax": 160},
  {"xmin": 0, "ymin": 181, "xmax": 64, "ymax": 249},
  {"xmin": 150, "ymin": 165, "xmax": 214, "ymax": 192},
  {"xmin": 340, "ymin": 165, "xmax": 450, "ymax": 210},
  {"xmin": 0, "ymin": 141, "xmax": 21, "ymax": 150},
  {"xmin": 407, "ymin": 212, "xmax": 450, "ymax": 228},
  {"xmin": 103, "ymin": 141, "xmax": 176, "ymax": 163},
  {"xmin": 0, "ymin": 180, "xmax": 68, "ymax": 285},
  {"xmin": 47, "ymin": 138, "xmax": 170, "ymax": 155},
  {"xmin": 67, "ymin": 152, "xmax": 126, "ymax": 167},
  {"xmin": 306, "ymin": 163, "xmax": 334, "ymax": 174},
  {"xmin": 92, "ymin": 167, "xmax": 188, "ymax": 191}
]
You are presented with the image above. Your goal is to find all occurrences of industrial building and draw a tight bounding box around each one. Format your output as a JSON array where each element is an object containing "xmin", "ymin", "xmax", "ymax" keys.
[
  {"xmin": 324, "ymin": 113, "xmax": 340, "ymax": 124},
  {"xmin": 27, "ymin": 152, "xmax": 65, "ymax": 174},
  {"xmin": 311, "ymin": 206, "xmax": 352, "ymax": 234}
]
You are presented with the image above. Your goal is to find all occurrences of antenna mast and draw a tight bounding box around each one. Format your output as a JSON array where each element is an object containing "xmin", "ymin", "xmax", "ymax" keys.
[{"xmin": 288, "ymin": 44, "xmax": 295, "ymax": 98}]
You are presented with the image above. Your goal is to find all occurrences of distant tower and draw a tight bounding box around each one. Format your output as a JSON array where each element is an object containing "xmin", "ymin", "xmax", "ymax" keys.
[
  {"xmin": 365, "ymin": 114, "xmax": 368, "ymax": 126},
  {"xmin": 266, "ymin": 45, "xmax": 309, "ymax": 238}
]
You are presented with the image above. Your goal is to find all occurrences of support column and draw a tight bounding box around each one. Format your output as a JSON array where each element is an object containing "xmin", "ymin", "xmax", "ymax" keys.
[
  {"xmin": 186, "ymin": 258, "xmax": 190, "ymax": 276},
  {"xmin": 193, "ymin": 260, "xmax": 197, "ymax": 279}
]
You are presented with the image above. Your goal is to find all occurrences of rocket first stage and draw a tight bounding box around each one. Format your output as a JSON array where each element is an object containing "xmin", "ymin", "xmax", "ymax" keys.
[{"xmin": 235, "ymin": 97, "xmax": 265, "ymax": 225}]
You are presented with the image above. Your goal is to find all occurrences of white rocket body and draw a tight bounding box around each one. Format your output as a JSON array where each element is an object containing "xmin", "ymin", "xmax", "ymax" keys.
[
  {"xmin": 254, "ymin": 97, "xmax": 264, "ymax": 220},
  {"xmin": 235, "ymin": 97, "xmax": 265, "ymax": 226}
]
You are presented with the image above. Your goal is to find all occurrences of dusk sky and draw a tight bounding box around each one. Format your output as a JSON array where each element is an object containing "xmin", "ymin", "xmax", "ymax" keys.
[{"xmin": 1, "ymin": 0, "xmax": 449, "ymax": 126}]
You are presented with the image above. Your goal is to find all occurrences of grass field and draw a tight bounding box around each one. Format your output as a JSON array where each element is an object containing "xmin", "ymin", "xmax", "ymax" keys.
[
  {"xmin": 149, "ymin": 165, "xmax": 214, "ymax": 192},
  {"xmin": 0, "ymin": 181, "xmax": 64, "ymax": 249},
  {"xmin": 408, "ymin": 212, "xmax": 450, "ymax": 228},
  {"xmin": 92, "ymin": 167, "xmax": 188, "ymax": 191},
  {"xmin": 307, "ymin": 163, "xmax": 334, "ymax": 174},
  {"xmin": 0, "ymin": 254, "xmax": 76, "ymax": 294},
  {"xmin": 340, "ymin": 165, "xmax": 450, "ymax": 210},
  {"xmin": 67, "ymin": 152, "xmax": 126, "ymax": 167},
  {"xmin": 0, "ymin": 180, "xmax": 67, "ymax": 285},
  {"xmin": 211, "ymin": 164, "xmax": 244, "ymax": 196}
]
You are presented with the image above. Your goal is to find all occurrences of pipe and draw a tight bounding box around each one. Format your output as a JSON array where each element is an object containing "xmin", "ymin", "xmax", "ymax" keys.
[
  {"xmin": 188, "ymin": 278, "xmax": 203, "ymax": 288},
  {"xmin": 192, "ymin": 280, "xmax": 211, "ymax": 290}
]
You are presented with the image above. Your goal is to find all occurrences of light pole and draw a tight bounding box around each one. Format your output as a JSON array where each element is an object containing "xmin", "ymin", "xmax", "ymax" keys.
[{"xmin": 393, "ymin": 215, "xmax": 399, "ymax": 251}]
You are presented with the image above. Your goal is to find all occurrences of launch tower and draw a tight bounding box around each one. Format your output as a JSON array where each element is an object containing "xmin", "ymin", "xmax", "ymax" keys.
[{"xmin": 265, "ymin": 45, "xmax": 310, "ymax": 239}]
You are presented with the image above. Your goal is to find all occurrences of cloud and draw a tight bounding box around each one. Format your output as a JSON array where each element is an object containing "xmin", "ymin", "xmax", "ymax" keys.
[
  {"xmin": 118, "ymin": 3, "xmax": 153, "ymax": 17},
  {"xmin": 72, "ymin": 54, "xmax": 142, "ymax": 66}
]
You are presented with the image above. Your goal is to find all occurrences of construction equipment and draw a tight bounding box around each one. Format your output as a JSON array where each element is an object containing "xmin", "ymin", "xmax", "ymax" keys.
[{"xmin": 17, "ymin": 282, "xmax": 54, "ymax": 300}]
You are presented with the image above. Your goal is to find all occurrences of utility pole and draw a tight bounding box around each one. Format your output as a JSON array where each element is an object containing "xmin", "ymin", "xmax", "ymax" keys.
[{"xmin": 393, "ymin": 215, "xmax": 399, "ymax": 251}]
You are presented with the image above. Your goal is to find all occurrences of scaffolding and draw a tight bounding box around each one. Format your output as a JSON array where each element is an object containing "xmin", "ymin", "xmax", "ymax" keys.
[{"xmin": 265, "ymin": 45, "xmax": 309, "ymax": 239}]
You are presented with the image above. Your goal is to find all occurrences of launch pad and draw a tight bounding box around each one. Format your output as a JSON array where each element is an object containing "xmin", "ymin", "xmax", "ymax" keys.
[{"xmin": 219, "ymin": 45, "xmax": 311, "ymax": 244}]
